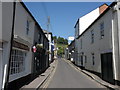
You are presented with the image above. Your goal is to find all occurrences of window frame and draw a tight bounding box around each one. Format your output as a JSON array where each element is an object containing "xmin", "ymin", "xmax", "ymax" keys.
[
  {"xmin": 91, "ymin": 29, "xmax": 94, "ymax": 43},
  {"xmin": 100, "ymin": 22, "xmax": 104, "ymax": 39},
  {"xmin": 26, "ymin": 19, "xmax": 30, "ymax": 35},
  {"xmin": 80, "ymin": 39, "xmax": 82, "ymax": 49},
  {"xmin": 92, "ymin": 53, "xmax": 95, "ymax": 65},
  {"xmin": 10, "ymin": 48, "xmax": 27, "ymax": 75}
]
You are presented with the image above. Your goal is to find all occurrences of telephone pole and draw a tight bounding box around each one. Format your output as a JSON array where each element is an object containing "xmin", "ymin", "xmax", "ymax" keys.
[{"xmin": 47, "ymin": 16, "xmax": 50, "ymax": 38}]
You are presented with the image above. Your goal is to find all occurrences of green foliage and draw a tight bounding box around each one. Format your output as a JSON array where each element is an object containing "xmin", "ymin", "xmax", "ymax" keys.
[
  {"xmin": 53, "ymin": 36, "xmax": 68, "ymax": 45},
  {"xmin": 57, "ymin": 44, "xmax": 68, "ymax": 57},
  {"xmin": 53, "ymin": 36, "xmax": 57, "ymax": 43},
  {"xmin": 53, "ymin": 36, "xmax": 68, "ymax": 57}
]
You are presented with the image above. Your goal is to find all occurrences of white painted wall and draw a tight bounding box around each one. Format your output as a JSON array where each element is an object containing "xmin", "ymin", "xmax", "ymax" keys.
[
  {"xmin": 77, "ymin": 8, "xmax": 114, "ymax": 76},
  {"xmin": 79, "ymin": 8, "xmax": 99, "ymax": 35},
  {"xmin": 45, "ymin": 33, "xmax": 52, "ymax": 62},
  {"xmin": 9, "ymin": 2, "xmax": 35, "ymax": 82},
  {"xmin": 49, "ymin": 34, "xmax": 52, "ymax": 61},
  {"xmin": 0, "ymin": 2, "xmax": 2, "ymax": 89},
  {"xmin": 75, "ymin": 8, "xmax": 100, "ymax": 65},
  {"xmin": 0, "ymin": 2, "xmax": 2, "ymax": 42},
  {"xmin": 1, "ymin": 2, "xmax": 13, "ymax": 89}
]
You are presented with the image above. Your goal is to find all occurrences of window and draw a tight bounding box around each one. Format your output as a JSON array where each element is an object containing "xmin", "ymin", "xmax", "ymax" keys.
[
  {"xmin": 10, "ymin": 49, "xmax": 26, "ymax": 75},
  {"xmin": 80, "ymin": 39, "xmax": 82, "ymax": 49},
  {"xmin": 91, "ymin": 30, "xmax": 94, "ymax": 43},
  {"xmin": 38, "ymin": 34, "xmax": 41, "ymax": 43},
  {"xmin": 26, "ymin": 20, "xmax": 30, "ymax": 35},
  {"xmin": 92, "ymin": 53, "xmax": 95, "ymax": 65},
  {"xmin": 100, "ymin": 22, "xmax": 104, "ymax": 39}
]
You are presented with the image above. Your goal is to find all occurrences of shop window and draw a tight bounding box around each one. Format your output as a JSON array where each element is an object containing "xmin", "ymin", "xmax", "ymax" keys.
[{"xmin": 10, "ymin": 49, "xmax": 26, "ymax": 75}]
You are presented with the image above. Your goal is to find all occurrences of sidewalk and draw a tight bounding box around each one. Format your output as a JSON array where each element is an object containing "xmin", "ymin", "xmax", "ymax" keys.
[
  {"xmin": 64, "ymin": 59, "xmax": 119, "ymax": 90},
  {"xmin": 20, "ymin": 60, "xmax": 57, "ymax": 90}
]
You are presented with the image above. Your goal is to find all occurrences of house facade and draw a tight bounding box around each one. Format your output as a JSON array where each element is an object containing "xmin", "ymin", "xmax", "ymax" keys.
[
  {"xmin": 1, "ymin": 2, "xmax": 14, "ymax": 89},
  {"xmin": 44, "ymin": 30, "xmax": 54, "ymax": 63},
  {"xmin": 8, "ymin": 2, "xmax": 35, "ymax": 83},
  {"xmin": 68, "ymin": 40, "xmax": 75, "ymax": 63},
  {"xmin": 74, "ymin": 4, "xmax": 108, "ymax": 67},
  {"xmin": 1, "ymin": 2, "xmax": 50, "ymax": 90},
  {"xmin": 33, "ymin": 24, "xmax": 49, "ymax": 75},
  {"xmin": 74, "ymin": 2, "xmax": 120, "ymax": 85},
  {"xmin": 75, "ymin": 4, "xmax": 108, "ymax": 38}
]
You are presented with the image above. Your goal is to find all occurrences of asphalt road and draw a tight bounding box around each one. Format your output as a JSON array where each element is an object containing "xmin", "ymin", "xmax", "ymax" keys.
[{"xmin": 46, "ymin": 58, "xmax": 106, "ymax": 88}]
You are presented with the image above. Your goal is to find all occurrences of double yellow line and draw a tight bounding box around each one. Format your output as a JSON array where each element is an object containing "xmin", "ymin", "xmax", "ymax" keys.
[{"xmin": 42, "ymin": 60, "xmax": 58, "ymax": 89}]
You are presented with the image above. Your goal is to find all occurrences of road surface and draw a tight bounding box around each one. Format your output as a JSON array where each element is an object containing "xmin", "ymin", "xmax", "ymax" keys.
[{"xmin": 45, "ymin": 58, "xmax": 106, "ymax": 88}]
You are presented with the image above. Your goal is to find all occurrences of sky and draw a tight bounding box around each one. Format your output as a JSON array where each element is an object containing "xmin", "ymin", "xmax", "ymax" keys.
[{"xmin": 24, "ymin": 2, "xmax": 112, "ymax": 40}]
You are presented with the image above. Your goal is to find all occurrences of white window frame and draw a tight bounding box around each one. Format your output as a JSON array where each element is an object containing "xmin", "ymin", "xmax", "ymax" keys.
[{"xmin": 10, "ymin": 48, "xmax": 27, "ymax": 75}]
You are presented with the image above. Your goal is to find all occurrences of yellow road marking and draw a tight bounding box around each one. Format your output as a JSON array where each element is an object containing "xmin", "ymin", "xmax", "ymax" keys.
[{"xmin": 42, "ymin": 60, "xmax": 58, "ymax": 89}]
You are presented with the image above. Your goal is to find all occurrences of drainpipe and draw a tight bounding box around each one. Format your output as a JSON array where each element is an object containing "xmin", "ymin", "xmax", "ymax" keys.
[
  {"xmin": 111, "ymin": 1, "xmax": 120, "ymax": 83},
  {"xmin": 116, "ymin": 0, "xmax": 120, "ymax": 83},
  {"xmin": 4, "ymin": 1, "xmax": 16, "ymax": 90}
]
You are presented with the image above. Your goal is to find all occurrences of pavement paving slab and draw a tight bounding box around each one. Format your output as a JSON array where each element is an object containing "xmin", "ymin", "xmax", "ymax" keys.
[{"xmin": 20, "ymin": 60, "xmax": 57, "ymax": 90}]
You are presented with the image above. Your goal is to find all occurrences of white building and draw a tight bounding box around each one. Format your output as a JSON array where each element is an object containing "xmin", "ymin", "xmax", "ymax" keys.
[
  {"xmin": 0, "ymin": 2, "xmax": 41, "ymax": 89},
  {"xmin": 1, "ymin": 2, "xmax": 14, "ymax": 89},
  {"xmin": 8, "ymin": 2, "xmax": 35, "ymax": 83},
  {"xmin": 74, "ymin": 4, "xmax": 108, "ymax": 66},
  {"xmin": 74, "ymin": 2, "xmax": 120, "ymax": 85},
  {"xmin": 75, "ymin": 4, "xmax": 108, "ymax": 38},
  {"xmin": 43, "ymin": 30, "xmax": 54, "ymax": 63}
]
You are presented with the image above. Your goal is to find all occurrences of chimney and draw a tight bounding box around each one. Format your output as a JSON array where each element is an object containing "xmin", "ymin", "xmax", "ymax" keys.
[{"xmin": 99, "ymin": 4, "xmax": 109, "ymax": 14}]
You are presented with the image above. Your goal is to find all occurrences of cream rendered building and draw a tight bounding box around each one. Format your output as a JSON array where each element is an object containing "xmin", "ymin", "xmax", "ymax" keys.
[{"xmin": 75, "ymin": 2, "xmax": 120, "ymax": 84}]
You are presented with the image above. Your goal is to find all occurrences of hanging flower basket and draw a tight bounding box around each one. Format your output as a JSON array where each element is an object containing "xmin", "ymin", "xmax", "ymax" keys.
[
  {"xmin": 36, "ymin": 44, "xmax": 43, "ymax": 53},
  {"xmin": 46, "ymin": 50, "xmax": 51, "ymax": 54}
]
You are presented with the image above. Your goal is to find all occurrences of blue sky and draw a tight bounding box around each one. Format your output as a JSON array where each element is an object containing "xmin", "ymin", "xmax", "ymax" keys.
[{"xmin": 24, "ymin": 2, "xmax": 112, "ymax": 39}]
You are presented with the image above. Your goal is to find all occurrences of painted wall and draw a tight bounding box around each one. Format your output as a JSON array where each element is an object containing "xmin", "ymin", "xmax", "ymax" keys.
[
  {"xmin": 9, "ymin": 2, "xmax": 35, "ymax": 82},
  {"xmin": 79, "ymin": 8, "xmax": 99, "ymax": 35},
  {"xmin": 0, "ymin": 2, "xmax": 2, "ymax": 89},
  {"xmin": 0, "ymin": 2, "xmax": 2, "ymax": 42},
  {"xmin": 1, "ymin": 2, "xmax": 13, "ymax": 89},
  {"xmin": 77, "ymin": 8, "xmax": 113, "ymax": 75},
  {"xmin": 45, "ymin": 33, "xmax": 52, "ymax": 62}
]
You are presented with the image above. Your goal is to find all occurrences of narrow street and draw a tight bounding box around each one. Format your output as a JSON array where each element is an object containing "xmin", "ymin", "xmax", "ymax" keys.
[{"xmin": 44, "ymin": 58, "xmax": 106, "ymax": 88}]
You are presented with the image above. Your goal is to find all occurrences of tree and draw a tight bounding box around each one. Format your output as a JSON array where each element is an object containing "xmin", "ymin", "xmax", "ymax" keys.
[
  {"xmin": 64, "ymin": 39, "xmax": 68, "ymax": 45},
  {"xmin": 53, "ymin": 36, "xmax": 57, "ymax": 43},
  {"xmin": 53, "ymin": 36, "xmax": 68, "ymax": 57},
  {"xmin": 57, "ymin": 36, "xmax": 68, "ymax": 45}
]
